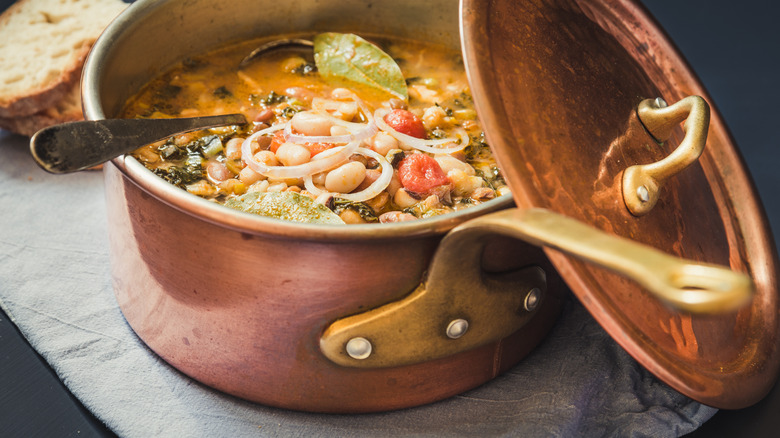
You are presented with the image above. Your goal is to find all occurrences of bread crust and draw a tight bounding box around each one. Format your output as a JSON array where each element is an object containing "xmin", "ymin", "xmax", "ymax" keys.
[{"xmin": 0, "ymin": 78, "xmax": 83, "ymax": 136}]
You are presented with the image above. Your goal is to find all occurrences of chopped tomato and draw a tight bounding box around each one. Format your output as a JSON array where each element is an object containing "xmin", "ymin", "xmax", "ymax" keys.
[
  {"xmin": 384, "ymin": 109, "xmax": 426, "ymax": 139},
  {"xmin": 305, "ymin": 142, "xmax": 335, "ymax": 156},
  {"xmin": 269, "ymin": 130, "xmax": 286, "ymax": 153},
  {"xmin": 269, "ymin": 129, "xmax": 332, "ymax": 156},
  {"xmin": 398, "ymin": 153, "xmax": 450, "ymax": 194}
]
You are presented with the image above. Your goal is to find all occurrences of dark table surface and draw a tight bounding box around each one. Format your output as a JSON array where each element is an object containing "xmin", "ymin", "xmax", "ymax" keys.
[{"xmin": 1, "ymin": 0, "xmax": 779, "ymax": 436}]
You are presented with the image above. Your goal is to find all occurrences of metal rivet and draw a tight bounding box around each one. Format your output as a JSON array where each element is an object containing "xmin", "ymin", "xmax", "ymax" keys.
[
  {"xmin": 446, "ymin": 319, "xmax": 469, "ymax": 339},
  {"xmin": 346, "ymin": 337, "xmax": 372, "ymax": 360},
  {"xmin": 524, "ymin": 288, "xmax": 542, "ymax": 312},
  {"xmin": 636, "ymin": 185, "xmax": 650, "ymax": 203},
  {"xmin": 654, "ymin": 97, "xmax": 668, "ymax": 108}
]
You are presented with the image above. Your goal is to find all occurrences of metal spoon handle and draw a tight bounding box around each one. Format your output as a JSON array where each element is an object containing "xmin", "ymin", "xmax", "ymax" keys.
[{"xmin": 30, "ymin": 114, "xmax": 247, "ymax": 174}]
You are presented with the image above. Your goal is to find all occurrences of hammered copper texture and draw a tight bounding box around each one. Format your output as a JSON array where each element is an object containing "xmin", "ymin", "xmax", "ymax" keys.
[
  {"xmin": 462, "ymin": 0, "xmax": 779, "ymax": 408},
  {"xmin": 103, "ymin": 161, "xmax": 564, "ymax": 412}
]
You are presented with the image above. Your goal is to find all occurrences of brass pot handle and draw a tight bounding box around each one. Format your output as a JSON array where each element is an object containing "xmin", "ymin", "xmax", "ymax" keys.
[
  {"xmin": 320, "ymin": 208, "xmax": 753, "ymax": 368},
  {"xmin": 623, "ymin": 96, "xmax": 710, "ymax": 216},
  {"xmin": 320, "ymin": 231, "xmax": 549, "ymax": 368}
]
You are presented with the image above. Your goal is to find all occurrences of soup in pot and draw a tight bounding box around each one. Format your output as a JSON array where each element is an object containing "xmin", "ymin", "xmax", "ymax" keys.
[{"xmin": 123, "ymin": 33, "xmax": 508, "ymax": 224}]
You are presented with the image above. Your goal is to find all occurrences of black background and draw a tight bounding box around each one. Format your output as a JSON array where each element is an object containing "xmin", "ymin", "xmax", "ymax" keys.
[{"xmin": 1, "ymin": 0, "xmax": 778, "ymax": 436}]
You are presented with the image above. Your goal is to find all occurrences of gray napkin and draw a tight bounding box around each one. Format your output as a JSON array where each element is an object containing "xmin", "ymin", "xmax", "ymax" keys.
[{"xmin": 0, "ymin": 130, "xmax": 715, "ymax": 437}]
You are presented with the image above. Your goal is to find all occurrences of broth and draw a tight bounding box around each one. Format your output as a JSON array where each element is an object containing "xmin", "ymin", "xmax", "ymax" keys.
[{"xmin": 123, "ymin": 34, "xmax": 508, "ymax": 224}]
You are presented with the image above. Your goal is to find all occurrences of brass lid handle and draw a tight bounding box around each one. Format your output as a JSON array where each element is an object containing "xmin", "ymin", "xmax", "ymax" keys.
[
  {"xmin": 623, "ymin": 96, "xmax": 710, "ymax": 216},
  {"xmin": 497, "ymin": 208, "xmax": 753, "ymax": 314}
]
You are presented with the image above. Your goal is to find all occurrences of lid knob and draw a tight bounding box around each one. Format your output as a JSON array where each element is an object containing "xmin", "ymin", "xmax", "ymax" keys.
[{"xmin": 623, "ymin": 96, "xmax": 710, "ymax": 216}]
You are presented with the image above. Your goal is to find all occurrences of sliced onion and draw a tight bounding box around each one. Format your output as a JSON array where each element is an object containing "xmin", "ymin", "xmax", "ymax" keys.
[
  {"xmin": 240, "ymin": 123, "xmax": 286, "ymax": 161},
  {"xmin": 243, "ymin": 122, "xmax": 287, "ymax": 146},
  {"xmin": 284, "ymin": 94, "xmax": 378, "ymax": 145},
  {"xmin": 241, "ymin": 123, "xmax": 360, "ymax": 179},
  {"xmin": 283, "ymin": 118, "xmax": 377, "ymax": 145},
  {"xmin": 374, "ymin": 108, "xmax": 470, "ymax": 154},
  {"xmin": 304, "ymin": 147, "xmax": 393, "ymax": 203},
  {"xmin": 311, "ymin": 97, "xmax": 342, "ymax": 112},
  {"xmin": 314, "ymin": 93, "xmax": 376, "ymax": 130},
  {"xmin": 310, "ymin": 100, "xmax": 371, "ymax": 129},
  {"xmin": 312, "ymin": 95, "xmax": 375, "ymax": 123}
]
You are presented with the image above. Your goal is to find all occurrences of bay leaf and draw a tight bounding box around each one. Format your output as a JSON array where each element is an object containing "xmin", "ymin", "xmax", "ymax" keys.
[
  {"xmin": 313, "ymin": 32, "xmax": 408, "ymax": 101},
  {"xmin": 225, "ymin": 191, "xmax": 345, "ymax": 224}
]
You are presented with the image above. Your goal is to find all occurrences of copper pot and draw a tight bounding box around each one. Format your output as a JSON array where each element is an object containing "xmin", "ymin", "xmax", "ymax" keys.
[{"xmin": 82, "ymin": 0, "xmax": 779, "ymax": 412}]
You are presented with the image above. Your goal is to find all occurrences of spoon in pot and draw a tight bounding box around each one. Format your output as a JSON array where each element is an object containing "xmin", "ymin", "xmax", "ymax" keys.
[
  {"xmin": 32, "ymin": 38, "xmax": 312, "ymax": 174},
  {"xmin": 239, "ymin": 38, "xmax": 314, "ymax": 69},
  {"xmin": 30, "ymin": 113, "xmax": 247, "ymax": 174}
]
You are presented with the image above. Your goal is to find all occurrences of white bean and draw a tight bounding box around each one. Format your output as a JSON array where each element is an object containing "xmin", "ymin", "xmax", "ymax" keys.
[
  {"xmin": 185, "ymin": 180, "xmax": 216, "ymax": 197},
  {"xmin": 339, "ymin": 209, "xmax": 366, "ymax": 224},
  {"xmin": 247, "ymin": 180, "xmax": 270, "ymax": 193},
  {"xmin": 253, "ymin": 150, "xmax": 279, "ymax": 167},
  {"xmin": 311, "ymin": 172, "xmax": 327, "ymax": 186},
  {"xmin": 267, "ymin": 182, "xmax": 288, "ymax": 192},
  {"xmin": 275, "ymin": 143, "xmax": 311, "ymax": 166},
  {"xmin": 335, "ymin": 101, "xmax": 358, "ymax": 121},
  {"xmin": 239, "ymin": 165, "xmax": 264, "ymax": 185},
  {"xmin": 290, "ymin": 111, "xmax": 333, "ymax": 136},
  {"xmin": 325, "ymin": 161, "xmax": 367, "ymax": 193},
  {"xmin": 331, "ymin": 88, "xmax": 354, "ymax": 100},
  {"xmin": 448, "ymin": 169, "xmax": 484, "ymax": 196},
  {"xmin": 225, "ymin": 137, "xmax": 245, "ymax": 160},
  {"xmin": 330, "ymin": 125, "xmax": 350, "ymax": 136},
  {"xmin": 434, "ymin": 154, "xmax": 475, "ymax": 175},
  {"xmin": 393, "ymin": 188, "xmax": 419, "ymax": 208},
  {"xmin": 370, "ymin": 132, "xmax": 399, "ymax": 155},
  {"xmin": 379, "ymin": 211, "xmax": 417, "ymax": 223}
]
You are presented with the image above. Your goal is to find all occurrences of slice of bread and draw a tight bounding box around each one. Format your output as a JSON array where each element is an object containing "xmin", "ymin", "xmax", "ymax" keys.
[
  {"xmin": 0, "ymin": 78, "xmax": 82, "ymax": 136},
  {"xmin": 0, "ymin": 0, "xmax": 128, "ymax": 118}
]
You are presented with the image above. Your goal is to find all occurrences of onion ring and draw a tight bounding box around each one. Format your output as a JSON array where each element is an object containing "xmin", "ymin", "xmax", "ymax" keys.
[
  {"xmin": 304, "ymin": 147, "xmax": 393, "ymax": 203},
  {"xmin": 283, "ymin": 118, "xmax": 377, "ymax": 145},
  {"xmin": 374, "ymin": 108, "xmax": 470, "ymax": 154},
  {"xmin": 242, "ymin": 123, "xmax": 360, "ymax": 179},
  {"xmin": 284, "ymin": 95, "xmax": 378, "ymax": 145},
  {"xmin": 239, "ymin": 123, "xmax": 286, "ymax": 160}
]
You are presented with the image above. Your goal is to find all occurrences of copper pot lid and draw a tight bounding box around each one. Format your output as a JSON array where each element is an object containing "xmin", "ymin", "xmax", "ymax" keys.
[{"xmin": 460, "ymin": 0, "xmax": 780, "ymax": 408}]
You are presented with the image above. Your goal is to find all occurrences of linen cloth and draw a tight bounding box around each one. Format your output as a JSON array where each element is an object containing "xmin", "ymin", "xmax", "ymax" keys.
[{"xmin": 0, "ymin": 130, "xmax": 715, "ymax": 437}]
